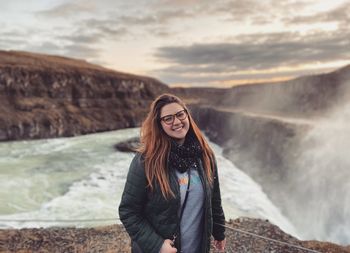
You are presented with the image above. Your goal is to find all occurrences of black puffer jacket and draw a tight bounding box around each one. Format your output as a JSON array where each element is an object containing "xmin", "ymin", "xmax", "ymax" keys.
[{"xmin": 118, "ymin": 153, "xmax": 225, "ymax": 253}]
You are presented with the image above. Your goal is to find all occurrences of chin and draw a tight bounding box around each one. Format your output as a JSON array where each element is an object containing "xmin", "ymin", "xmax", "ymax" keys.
[
  {"xmin": 175, "ymin": 134, "xmax": 186, "ymax": 140},
  {"xmin": 177, "ymin": 130, "xmax": 188, "ymax": 139}
]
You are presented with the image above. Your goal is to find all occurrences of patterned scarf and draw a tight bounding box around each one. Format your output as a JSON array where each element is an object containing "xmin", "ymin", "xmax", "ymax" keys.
[{"xmin": 168, "ymin": 130, "xmax": 203, "ymax": 173}]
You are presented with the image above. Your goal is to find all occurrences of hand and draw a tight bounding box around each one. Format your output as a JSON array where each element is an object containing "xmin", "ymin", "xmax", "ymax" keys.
[
  {"xmin": 213, "ymin": 238, "xmax": 226, "ymax": 252},
  {"xmin": 159, "ymin": 239, "xmax": 177, "ymax": 253}
]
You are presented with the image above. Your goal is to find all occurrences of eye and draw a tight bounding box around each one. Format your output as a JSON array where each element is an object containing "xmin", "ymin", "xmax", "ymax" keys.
[
  {"xmin": 176, "ymin": 110, "xmax": 186, "ymax": 119},
  {"xmin": 163, "ymin": 115, "xmax": 174, "ymax": 123},
  {"xmin": 177, "ymin": 111, "xmax": 184, "ymax": 117}
]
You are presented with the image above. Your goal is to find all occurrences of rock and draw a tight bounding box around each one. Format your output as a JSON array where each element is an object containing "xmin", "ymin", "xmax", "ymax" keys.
[{"xmin": 114, "ymin": 137, "xmax": 140, "ymax": 153}]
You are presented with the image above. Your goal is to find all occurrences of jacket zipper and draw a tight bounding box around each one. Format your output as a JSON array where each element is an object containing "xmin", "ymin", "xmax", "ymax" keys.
[
  {"xmin": 197, "ymin": 158, "xmax": 209, "ymax": 253},
  {"xmin": 170, "ymin": 169, "xmax": 182, "ymax": 251}
]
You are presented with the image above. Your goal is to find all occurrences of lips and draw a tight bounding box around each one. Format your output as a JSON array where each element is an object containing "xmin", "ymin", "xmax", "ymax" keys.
[{"xmin": 172, "ymin": 125, "xmax": 184, "ymax": 131}]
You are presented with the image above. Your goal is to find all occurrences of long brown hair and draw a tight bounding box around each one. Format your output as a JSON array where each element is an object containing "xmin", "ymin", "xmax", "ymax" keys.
[{"xmin": 137, "ymin": 93, "xmax": 215, "ymax": 199}]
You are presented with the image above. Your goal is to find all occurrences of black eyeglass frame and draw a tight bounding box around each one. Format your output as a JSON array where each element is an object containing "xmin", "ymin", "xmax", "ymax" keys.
[{"xmin": 160, "ymin": 109, "xmax": 188, "ymax": 125}]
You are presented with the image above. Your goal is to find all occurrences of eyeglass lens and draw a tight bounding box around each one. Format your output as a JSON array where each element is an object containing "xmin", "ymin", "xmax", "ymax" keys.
[{"xmin": 162, "ymin": 110, "xmax": 187, "ymax": 124}]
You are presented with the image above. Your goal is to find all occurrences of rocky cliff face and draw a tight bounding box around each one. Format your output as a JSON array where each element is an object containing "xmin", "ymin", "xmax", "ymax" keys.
[
  {"xmin": 189, "ymin": 106, "xmax": 311, "ymax": 186},
  {"xmin": 0, "ymin": 51, "xmax": 169, "ymax": 141}
]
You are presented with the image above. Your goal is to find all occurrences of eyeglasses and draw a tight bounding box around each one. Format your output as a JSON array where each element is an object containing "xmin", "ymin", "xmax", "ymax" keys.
[{"xmin": 160, "ymin": 109, "xmax": 188, "ymax": 125}]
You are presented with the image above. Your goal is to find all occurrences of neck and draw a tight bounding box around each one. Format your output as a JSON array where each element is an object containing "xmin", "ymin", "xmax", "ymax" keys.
[{"xmin": 175, "ymin": 138, "xmax": 185, "ymax": 145}]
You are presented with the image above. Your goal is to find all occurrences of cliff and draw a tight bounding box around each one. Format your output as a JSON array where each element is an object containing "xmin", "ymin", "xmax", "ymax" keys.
[
  {"xmin": 189, "ymin": 106, "xmax": 311, "ymax": 186},
  {"xmin": 1, "ymin": 218, "xmax": 349, "ymax": 253},
  {"xmin": 0, "ymin": 50, "xmax": 169, "ymax": 141}
]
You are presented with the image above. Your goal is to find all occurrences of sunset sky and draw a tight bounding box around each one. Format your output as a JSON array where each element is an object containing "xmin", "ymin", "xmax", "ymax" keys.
[{"xmin": 1, "ymin": 0, "xmax": 350, "ymax": 87}]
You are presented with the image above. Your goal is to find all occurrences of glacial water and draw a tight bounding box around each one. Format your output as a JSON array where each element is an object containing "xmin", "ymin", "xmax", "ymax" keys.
[{"xmin": 0, "ymin": 128, "xmax": 297, "ymax": 238}]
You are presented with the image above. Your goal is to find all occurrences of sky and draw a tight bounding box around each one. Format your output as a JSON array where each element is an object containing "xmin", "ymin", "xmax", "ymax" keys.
[{"xmin": 0, "ymin": 0, "xmax": 350, "ymax": 87}]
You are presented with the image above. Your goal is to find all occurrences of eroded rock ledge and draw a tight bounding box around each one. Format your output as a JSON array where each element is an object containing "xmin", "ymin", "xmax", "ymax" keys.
[{"xmin": 0, "ymin": 50, "xmax": 169, "ymax": 141}]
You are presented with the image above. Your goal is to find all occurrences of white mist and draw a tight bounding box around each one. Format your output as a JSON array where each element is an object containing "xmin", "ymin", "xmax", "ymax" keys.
[{"xmin": 286, "ymin": 103, "xmax": 350, "ymax": 245}]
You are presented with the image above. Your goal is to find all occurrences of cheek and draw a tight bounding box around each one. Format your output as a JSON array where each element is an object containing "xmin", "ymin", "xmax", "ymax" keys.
[
  {"xmin": 184, "ymin": 119, "xmax": 190, "ymax": 128},
  {"xmin": 161, "ymin": 123, "xmax": 172, "ymax": 134}
]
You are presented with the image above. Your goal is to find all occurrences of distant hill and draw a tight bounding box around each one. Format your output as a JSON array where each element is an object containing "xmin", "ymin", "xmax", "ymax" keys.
[{"xmin": 174, "ymin": 64, "xmax": 350, "ymax": 118}]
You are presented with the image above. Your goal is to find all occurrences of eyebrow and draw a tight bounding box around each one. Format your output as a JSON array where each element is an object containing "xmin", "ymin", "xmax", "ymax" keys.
[{"xmin": 160, "ymin": 109, "xmax": 185, "ymax": 118}]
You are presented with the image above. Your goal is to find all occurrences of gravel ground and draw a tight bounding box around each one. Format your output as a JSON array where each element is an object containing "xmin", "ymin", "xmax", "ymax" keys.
[{"xmin": 1, "ymin": 217, "xmax": 349, "ymax": 253}]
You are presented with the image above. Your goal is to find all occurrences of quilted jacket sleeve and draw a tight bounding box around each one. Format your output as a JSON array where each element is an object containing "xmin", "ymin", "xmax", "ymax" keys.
[
  {"xmin": 118, "ymin": 154, "xmax": 164, "ymax": 253},
  {"xmin": 211, "ymin": 157, "xmax": 226, "ymax": 241}
]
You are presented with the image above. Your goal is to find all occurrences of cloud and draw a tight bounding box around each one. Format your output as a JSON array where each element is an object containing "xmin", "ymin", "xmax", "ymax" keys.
[
  {"xmin": 104, "ymin": 9, "xmax": 192, "ymax": 26},
  {"xmin": 156, "ymin": 30, "xmax": 350, "ymax": 68},
  {"xmin": 0, "ymin": 28, "xmax": 33, "ymax": 50},
  {"xmin": 211, "ymin": 0, "xmax": 265, "ymax": 20},
  {"xmin": 154, "ymin": 29, "xmax": 350, "ymax": 85},
  {"xmin": 83, "ymin": 19, "xmax": 128, "ymax": 37},
  {"xmin": 22, "ymin": 42, "xmax": 63, "ymax": 56},
  {"xmin": 149, "ymin": 0, "xmax": 264, "ymax": 24},
  {"xmin": 35, "ymin": 2, "xmax": 96, "ymax": 18},
  {"xmin": 207, "ymin": 0, "xmax": 350, "ymax": 28},
  {"xmin": 76, "ymin": 8, "xmax": 193, "ymax": 41},
  {"xmin": 0, "ymin": 38, "xmax": 27, "ymax": 49},
  {"xmin": 62, "ymin": 44, "xmax": 101, "ymax": 59},
  {"xmin": 1, "ymin": 29, "xmax": 102, "ymax": 61},
  {"xmin": 0, "ymin": 23, "xmax": 103, "ymax": 61},
  {"xmin": 152, "ymin": 63, "xmax": 338, "ymax": 87},
  {"xmin": 58, "ymin": 34, "xmax": 103, "ymax": 45},
  {"xmin": 284, "ymin": 2, "xmax": 350, "ymax": 25}
]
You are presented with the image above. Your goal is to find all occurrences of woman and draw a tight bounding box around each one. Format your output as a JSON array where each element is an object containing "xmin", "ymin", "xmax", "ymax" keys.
[{"xmin": 119, "ymin": 93, "xmax": 226, "ymax": 253}]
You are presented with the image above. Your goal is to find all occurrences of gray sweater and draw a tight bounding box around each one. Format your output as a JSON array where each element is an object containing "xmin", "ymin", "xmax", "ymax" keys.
[{"xmin": 175, "ymin": 166, "xmax": 205, "ymax": 253}]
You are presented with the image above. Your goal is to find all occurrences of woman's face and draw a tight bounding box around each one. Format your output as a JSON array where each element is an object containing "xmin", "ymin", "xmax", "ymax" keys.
[{"xmin": 160, "ymin": 102, "xmax": 190, "ymax": 145}]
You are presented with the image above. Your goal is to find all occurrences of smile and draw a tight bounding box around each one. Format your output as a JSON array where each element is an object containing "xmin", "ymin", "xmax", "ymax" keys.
[{"xmin": 172, "ymin": 125, "xmax": 184, "ymax": 131}]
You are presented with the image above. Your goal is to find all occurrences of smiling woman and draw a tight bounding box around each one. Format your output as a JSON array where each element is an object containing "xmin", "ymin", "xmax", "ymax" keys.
[{"xmin": 118, "ymin": 93, "xmax": 226, "ymax": 253}]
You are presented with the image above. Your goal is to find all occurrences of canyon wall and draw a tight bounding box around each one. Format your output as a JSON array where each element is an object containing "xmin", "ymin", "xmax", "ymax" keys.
[{"xmin": 0, "ymin": 51, "xmax": 169, "ymax": 141}]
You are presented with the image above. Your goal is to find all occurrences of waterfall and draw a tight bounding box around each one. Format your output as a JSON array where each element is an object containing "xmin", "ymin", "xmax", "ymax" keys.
[{"xmin": 285, "ymin": 103, "xmax": 350, "ymax": 245}]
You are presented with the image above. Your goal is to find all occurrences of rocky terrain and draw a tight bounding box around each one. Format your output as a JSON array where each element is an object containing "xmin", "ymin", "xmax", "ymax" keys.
[
  {"xmin": 1, "ymin": 217, "xmax": 349, "ymax": 253},
  {"xmin": 0, "ymin": 50, "xmax": 169, "ymax": 141}
]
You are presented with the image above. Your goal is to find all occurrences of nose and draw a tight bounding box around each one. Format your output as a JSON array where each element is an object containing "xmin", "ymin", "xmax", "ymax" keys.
[{"xmin": 173, "ymin": 116, "xmax": 182, "ymax": 125}]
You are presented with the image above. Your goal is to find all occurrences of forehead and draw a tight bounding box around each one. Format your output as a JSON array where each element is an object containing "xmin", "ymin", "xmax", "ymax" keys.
[{"xmin": 160, "ymin": 103, "xmax": 184, "ymax": 117}]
